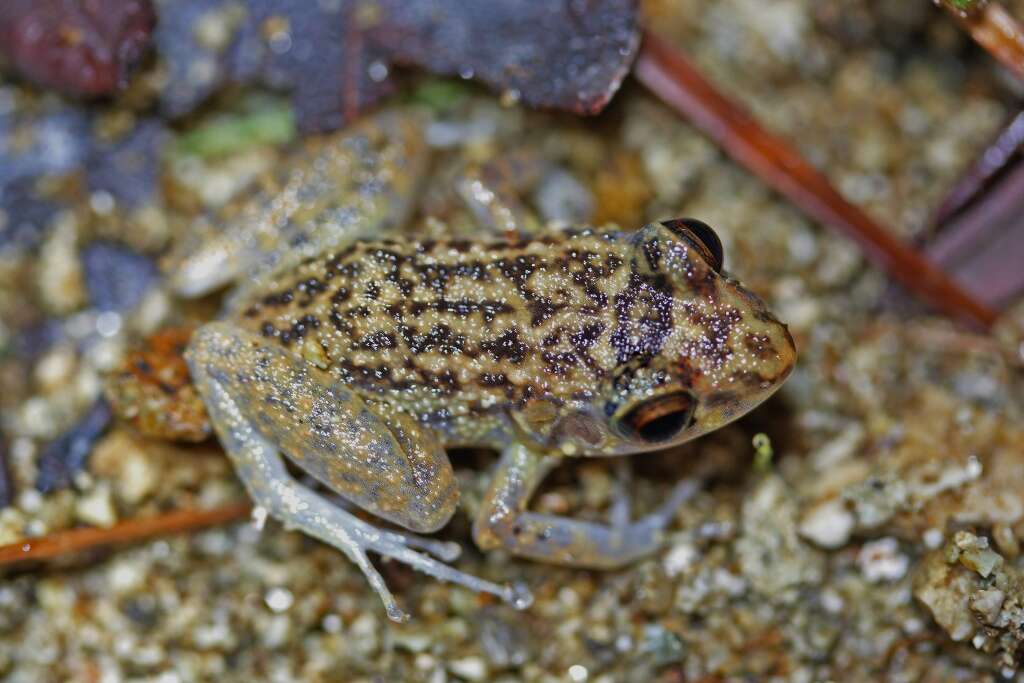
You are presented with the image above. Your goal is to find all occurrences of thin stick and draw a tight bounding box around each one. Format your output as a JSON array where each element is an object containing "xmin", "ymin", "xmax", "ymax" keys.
[
  {"xmin": 0, "ymin": 501, "xmax": 252, "ymax": 567},
  {"xmin": 939, "ymin": 1, "xmax": 1024, "ymax": 82},
  {"xmin": 634, "ymin": 31, "xmax": 999, "ymax": 330}
]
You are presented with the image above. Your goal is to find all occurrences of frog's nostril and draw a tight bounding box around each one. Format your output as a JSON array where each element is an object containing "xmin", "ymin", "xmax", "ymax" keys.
[{"xmin": 619, "ymin": 392, "xmax": 696, "ymax": 443}]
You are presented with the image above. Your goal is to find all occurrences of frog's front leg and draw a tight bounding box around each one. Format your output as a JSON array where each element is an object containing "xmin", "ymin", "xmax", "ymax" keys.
[
  {"xmin": 473, "ymin": 444, "xmax": 697, "ymax": 568},
  {"xmin": 186, "ymin": 323, "xmax": 530, "ymax": 621}
]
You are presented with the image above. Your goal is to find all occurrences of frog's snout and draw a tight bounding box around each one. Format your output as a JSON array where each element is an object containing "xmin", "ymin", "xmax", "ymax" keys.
[{"xmin": 741, "ymin": 289, "xmax": 797, "ymax": 398}]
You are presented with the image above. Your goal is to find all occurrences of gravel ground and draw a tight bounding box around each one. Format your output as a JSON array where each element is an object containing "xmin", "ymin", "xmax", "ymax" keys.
[{"xmin": 1, "ymin": 1, "xmax": 1023, "ymax": 681}]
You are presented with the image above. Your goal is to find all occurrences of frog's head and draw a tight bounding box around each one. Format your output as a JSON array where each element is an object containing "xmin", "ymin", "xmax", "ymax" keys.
[{"xmin": 575, "ymin": 219, "xmax": 796, "ymax": 454}]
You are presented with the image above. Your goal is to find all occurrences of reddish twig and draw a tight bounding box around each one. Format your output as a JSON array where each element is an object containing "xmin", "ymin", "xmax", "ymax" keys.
[
  {"xmin": 634, "ymin": 31, "xmax": 999, "ymax": 330},
  {"xmin": 938, "ymin": 1, "xmax": 1024, "ymax": 82},
  {"xmin": 0, "ymin": 501, "xmax": 252, "ymax": 567}
]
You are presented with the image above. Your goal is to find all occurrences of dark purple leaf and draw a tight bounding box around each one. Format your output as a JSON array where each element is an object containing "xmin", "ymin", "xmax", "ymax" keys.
[
  {"xmin": 373, "ymin": 0, "xmax": 639, "ymax": 115},
  {"xmin": 932, "ymin": 110, "xmax": 1024, "ymax": 226},
  {"xmin": 912, "ymin": 109, "xmax": 1024, "ymax": 313},
  {"xmin": 36, "ymin": 398, "xmax": 112, "ymax": 493},
  {"xmin": 0, "ymin": 0, "xmax": 155, "ymax": 97},
  {"xmin": 154, "ymin": 0, "xmax": 639, "ymax": 133},
  {"xmin": 154, "ymin": 0, "xmax": 392, "ymax": 132},
  {"xmin": 926, "ymin": 159, "xmax": 1024, "ymax": 311}
]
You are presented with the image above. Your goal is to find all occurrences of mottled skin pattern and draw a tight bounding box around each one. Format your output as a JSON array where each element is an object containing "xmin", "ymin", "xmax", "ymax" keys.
[
  {"xmin": 182, "ymin": 112, "xmax": 796, "ymax": 622},
  {"xmin": 234, "ymin": 226, "xmax": 793, "ymax": 454}
]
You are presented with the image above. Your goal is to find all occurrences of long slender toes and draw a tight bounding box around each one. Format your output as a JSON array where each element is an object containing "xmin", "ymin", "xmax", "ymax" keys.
[
  {"xmin": 475, "ymin": 444, "xmax": 697, "ymax": 569},
  {"xmin": 377, "ymin": 528, "xmax": 463, "ymax": 562},
  {"xmin": 186, "ymin": 323, "xmax": 522, "ymax": 621},
  {"xmin": 375, "ymin": 539, "xmax": 527, "ymax": 608},
  {"xmin": 609, "ymin": 459, "xmax": 633, "ymax": 531},
  {"xmin": 644, "ymin": 477, "xmax": 700, "ymax": 531}
]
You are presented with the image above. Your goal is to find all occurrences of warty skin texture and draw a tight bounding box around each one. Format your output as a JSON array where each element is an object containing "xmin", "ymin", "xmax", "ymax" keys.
[{"xmin": 182, "ymin": 111, "xmax": 795, "ymax": 621}]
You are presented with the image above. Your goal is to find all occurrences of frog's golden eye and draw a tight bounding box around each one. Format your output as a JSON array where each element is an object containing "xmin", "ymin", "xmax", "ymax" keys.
[
  {"xmin": 661, "ymin": 218, "xmax": 724, "ymax": 273},
  {"xmin": 618, "ymin": 392, "xmax": 696, "ymax": 444}
]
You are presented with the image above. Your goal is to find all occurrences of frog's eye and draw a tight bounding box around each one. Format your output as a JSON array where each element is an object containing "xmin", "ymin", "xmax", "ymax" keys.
[
  {"xmin": 661, "ymin": 218, "xmax": 724, "ymax": 273},
  {"xmin": 618, "ymin": 392, "xmax": 696, "ymax": 444}
]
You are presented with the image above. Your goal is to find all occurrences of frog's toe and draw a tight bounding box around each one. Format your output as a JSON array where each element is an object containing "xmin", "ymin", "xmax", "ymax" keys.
[
  {"xmin": 190, "ymin": 342, "xmax": 525, "ymax": 620},
  {"xmin": 377, "ymin": 526, "xmax": 462, "ymax": 562},
  {"xmin": 475, "ymin": 444, "xmax": 699, "ymax": 569}
]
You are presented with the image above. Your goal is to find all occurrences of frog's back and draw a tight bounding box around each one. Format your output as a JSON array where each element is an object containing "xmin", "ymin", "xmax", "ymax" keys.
[{"xmin": 232, "ymin": 229, "xmax": 633, "ymax": 431}]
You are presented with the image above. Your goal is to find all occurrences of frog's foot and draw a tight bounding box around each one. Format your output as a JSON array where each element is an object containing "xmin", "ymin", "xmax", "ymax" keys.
[
  {"xmin": 371, "ymin": 525, "xmax": 463, "ymax": 563},
  {"xmin": 473, "ymin": 444, "xmax": 698, "ymax": 569},
  {"xmin": 187, "ymin": 323, "xmax": 531, "ymax": 621},
  {"xmin": 315, "ymin": 490, "xmax": 462, "ymax": 562}
]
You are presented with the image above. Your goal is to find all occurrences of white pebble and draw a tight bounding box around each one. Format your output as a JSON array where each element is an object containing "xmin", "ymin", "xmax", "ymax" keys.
[
  {"xmin": 75, "ymin": 483, "xmax": 117, "ymax": 528},
  {"xmin": 264, "ymin": 587, "xmax": 293, "ymax": 612},
  {"xmin": 799, "ymin": 499, "xmax": 854, "ymax": 549},
  {"xmin": 663, "ymin": 543, "xmax": 699, "ymax": 577},
  {"xmin": 568, "ymin": 664, "xmax": 589, "ymax": 682},
  {"xmin": 448, "ymin": 656, "xmax": 488, "ymax": 682},
  {"xmin": 923, "ymin": 528, "xmax": 944, "ymax": 549},
  {"xmin": 858, "ymin": 537, "xmax": 909, "ymax": 583},
  {"xmin": 321, "ymin": 614, "xmax": 342, "ymax": 634}
]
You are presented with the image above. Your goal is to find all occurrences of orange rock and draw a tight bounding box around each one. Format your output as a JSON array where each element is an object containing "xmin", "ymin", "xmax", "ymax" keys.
[{"xmin": 105, "ymin": 326, "xmax": 211, "ymax": 442}]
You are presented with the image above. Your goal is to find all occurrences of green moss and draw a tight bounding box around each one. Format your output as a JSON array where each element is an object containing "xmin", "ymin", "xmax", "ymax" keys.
[
  {"xmin": 947, "ymin": 0, "xmax": 981, "ymax": 11},
  {"xmin": 408, "ymin": 78, "xmax": 470, "ymax": 112},
  {"xmin": 176, "ymin": 96, "xmax": 295, "ymax": 159}
]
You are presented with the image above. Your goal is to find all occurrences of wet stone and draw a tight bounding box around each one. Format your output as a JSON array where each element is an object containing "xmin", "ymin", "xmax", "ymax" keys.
[
  {"xmin": 478, "ymin": 609, "xmax": 531, "ymax": 669},
  {"xmin": 35, "ymin": 399, "xmax": 112, "ymax": 493},
  {"xmin": 81, "ymin": 241, "xmax": 159, "ymax": 313}
]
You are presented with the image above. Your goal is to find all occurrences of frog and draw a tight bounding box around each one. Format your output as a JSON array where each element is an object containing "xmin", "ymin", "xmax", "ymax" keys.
[{"xmin": 177, "ymin": 110, "xmax": 797, "ymax": 622}]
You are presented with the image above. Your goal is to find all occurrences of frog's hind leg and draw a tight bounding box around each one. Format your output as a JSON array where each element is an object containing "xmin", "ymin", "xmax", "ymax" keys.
[
  {"xmin": 187, "ymin": 323, "xmax": 529, "ymax": 621},
  {"xmin": 473, "ymin": 444, "xmax": 698, "ymax": 569}
]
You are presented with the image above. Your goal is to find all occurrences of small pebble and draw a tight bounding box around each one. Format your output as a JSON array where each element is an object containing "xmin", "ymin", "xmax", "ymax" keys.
[
  {"xmin": 799, "ymin": 499, "xmax": 854, "ymax": 549},
  {"xmin": 74, "ymin": 482, "xmax": 117, "ymax": 528},
  {"xmin": 449, "ymin": 656, "xmax": 488, "ymax": 681},
  {"xmin": 858, "ymin": 537, "xmax": 909, "ymax": 583},
  {"xmin": 568, "ymin": 664, "xmax": 589, "ymax": 682},
  {"xmin": 663, "ymin": 542, "xmax": 699, "ymax": 578},
  {"xmin": 264, "ymin": 587, "xmax": 293, "ymax": 613},
  {"xmin": 81, "ymin": 241, "xmax": 159, "ymax": 313},
  {"xmin": 35, "ymin": 398, "xmax": 112, "ymax": 493}
]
